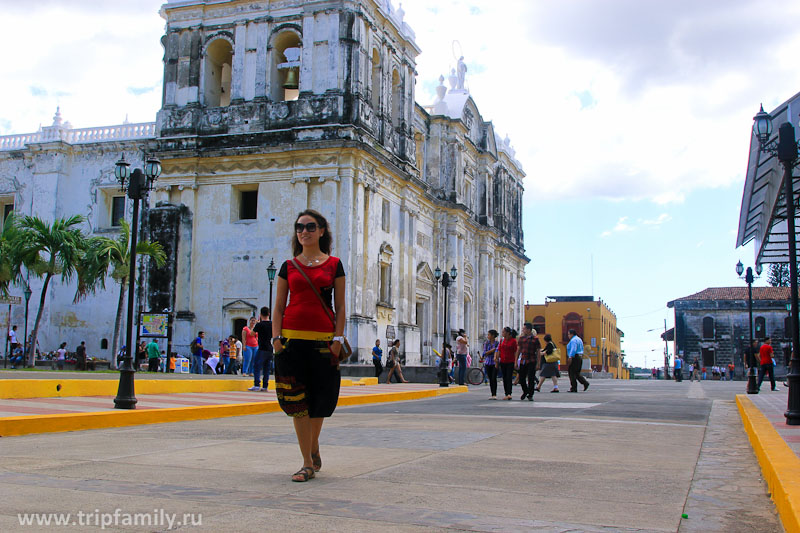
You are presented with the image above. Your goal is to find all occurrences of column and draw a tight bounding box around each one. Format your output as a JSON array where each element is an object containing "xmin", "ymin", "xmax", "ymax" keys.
[
  {"xmin": 255, "ymin": 22, "xmax": 268, "ymax": 98},
  {"xmin": 231, "ymin": 22, "xmax": 246, "ymax": 101}
]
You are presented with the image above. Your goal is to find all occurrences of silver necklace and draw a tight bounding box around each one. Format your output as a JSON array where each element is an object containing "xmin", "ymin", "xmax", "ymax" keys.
[{"xmin": 300, "ymin": 253, "xmax": 323, "ymax": 266}]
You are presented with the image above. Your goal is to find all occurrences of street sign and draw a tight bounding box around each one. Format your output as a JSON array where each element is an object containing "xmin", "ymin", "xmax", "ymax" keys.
[
  {"xmin": 386, "ymin": 325, "xmax": 396, "ymax": 340},
  {"xmin": 0, "ymin": 296, "xmax": 21, "ymax": 305}
]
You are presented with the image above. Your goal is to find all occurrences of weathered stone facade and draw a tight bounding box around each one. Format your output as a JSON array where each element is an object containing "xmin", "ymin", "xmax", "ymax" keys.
[
  {"xmin": 0, "ymin": 0, "xmax": 528, "ymax": 363},
  {"xmin": 668, "ymin": 287, "xmax": 791, "ymax": 375}
]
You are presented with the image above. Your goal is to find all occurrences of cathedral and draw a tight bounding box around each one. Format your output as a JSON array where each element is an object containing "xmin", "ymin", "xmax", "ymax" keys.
[{"xmin": 0, "ymin": 0, "xmax": 527, "ymax": 364}]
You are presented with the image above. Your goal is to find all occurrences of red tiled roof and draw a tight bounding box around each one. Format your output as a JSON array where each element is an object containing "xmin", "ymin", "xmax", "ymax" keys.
[{"xmin": 671, "ymin": 287, "xmax": 790, "ymax": 303}]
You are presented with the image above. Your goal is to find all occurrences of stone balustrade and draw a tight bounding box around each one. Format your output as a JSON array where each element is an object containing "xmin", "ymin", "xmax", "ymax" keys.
[{"xmin": 0, "ymin": 122, "xmax": 156, "ymax": 151}]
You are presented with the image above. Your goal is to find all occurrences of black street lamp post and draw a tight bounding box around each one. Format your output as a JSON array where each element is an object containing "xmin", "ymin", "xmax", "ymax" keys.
[
  {"xmin": 753, "ymin": 106, "xmax": 800, "ymax": 423},
  {"xmin": 736, "ymin": 260, "xmax": 762, "ymax": 394},
  {"xmin": 267, "ymin": 258, "xmax": 277, "ymax": 308},
  {"xmin": 22, "ymin": 282, "xmax": 31, "ymax": 368},
  {"xmin": 112, "ymin": 154, "xmax": 161, "ymax": 410},
  {"xmin": 434, "ymin": 265, "xmax": 457, "ymax": 387}
]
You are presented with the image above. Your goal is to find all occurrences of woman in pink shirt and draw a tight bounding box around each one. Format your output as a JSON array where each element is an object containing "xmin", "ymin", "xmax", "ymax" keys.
[{"xmin": 242, "ymin": 317, "xmax": 259, "ymax": 376}]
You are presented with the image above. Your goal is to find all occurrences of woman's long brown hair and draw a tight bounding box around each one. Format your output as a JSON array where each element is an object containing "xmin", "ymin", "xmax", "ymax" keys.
[{"xmin": 292, "ymin": 209, "xmax": 332, "ymax": 257}]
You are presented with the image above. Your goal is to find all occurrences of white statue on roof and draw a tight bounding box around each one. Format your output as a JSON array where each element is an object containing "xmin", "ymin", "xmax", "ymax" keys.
[{"xmin": 456, "ymin": 56, "xmax": 467, "ymax": 92}]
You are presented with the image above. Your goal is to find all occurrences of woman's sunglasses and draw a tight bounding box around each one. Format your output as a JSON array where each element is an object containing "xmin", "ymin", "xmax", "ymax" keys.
[{"xmin": 295, "ymin": 222, "xmax": 319, "ymax": 233}]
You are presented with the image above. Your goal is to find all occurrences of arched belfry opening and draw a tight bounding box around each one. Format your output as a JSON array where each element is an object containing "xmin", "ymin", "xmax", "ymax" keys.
[
  {"xmin": 204, "ymin": 38, "xmax": 233, "ymax": 107},
  {"xmin": 271, "ymin": 30, "xmax": 302, "ymax": 102}
]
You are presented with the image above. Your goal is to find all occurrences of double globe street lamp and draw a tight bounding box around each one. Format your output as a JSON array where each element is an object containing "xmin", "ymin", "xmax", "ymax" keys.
[
  {"xmin": 736, "ymin": 260, "xmax": 762, "ymax": 395},
  {"xmin": 113, "ymin": 154, "xmax": 162, "ymax": 410},
  {"xmin": 752, "ymin": 105, "xmax": 800, "ymax": 424},
  {"xmin": 434, "ymin": 265, "xmax": 457, "ymax": 387}
]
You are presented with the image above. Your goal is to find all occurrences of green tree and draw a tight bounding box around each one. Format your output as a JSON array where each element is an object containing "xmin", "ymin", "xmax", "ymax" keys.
[
  {"xmin": 17, "ymin": 215, "xmax": 87, "ymax": 366},
  {"xmin": 767, "ymin": 263, "xmax": 798, "ymax": 287},
  {"xmin": 0, "ymin": 213, "xmax": 23, "ymax": 297},
  {"xmin": 76, "ymin": 219, "xmax": 165, "ymax": 369}
]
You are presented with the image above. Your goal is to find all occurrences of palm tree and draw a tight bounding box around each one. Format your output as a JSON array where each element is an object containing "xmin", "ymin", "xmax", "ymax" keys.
[
  {"xmin": 77, "ymin": 219, "xmax": 165, "ymax": 369},
  {"xmin": 0, "ymin": 212, "xmax": 23, "ymax": 297},
  {"xmin": 17, "ymin": 215, "xmax": 87, "ymax": 366}
]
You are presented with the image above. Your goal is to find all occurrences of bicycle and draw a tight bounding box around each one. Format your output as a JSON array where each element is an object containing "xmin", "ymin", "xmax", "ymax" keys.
[{"xmin": 466, "ymin": 366, "xmax": 485, "ymax": 386}]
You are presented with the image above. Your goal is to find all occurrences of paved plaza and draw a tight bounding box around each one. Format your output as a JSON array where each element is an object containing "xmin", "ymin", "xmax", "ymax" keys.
[{"xmin": 0, "ymin": 379, "xmax": 786, "ymax": 532}]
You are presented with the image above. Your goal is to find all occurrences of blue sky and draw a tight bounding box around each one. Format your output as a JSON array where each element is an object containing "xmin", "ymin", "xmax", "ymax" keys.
[{"xmin": 2, "ymin": 0, "xmax": 800, "ymax": 367}]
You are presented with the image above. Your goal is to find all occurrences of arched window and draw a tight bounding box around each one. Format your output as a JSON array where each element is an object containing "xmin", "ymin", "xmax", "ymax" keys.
[
  {"xmin": 271, "ymin": 31, "xmax": 301, "ymax": 102},
  {"xmin": 371, "ymin": 49, "xmax": 381, "ymax": 111},
  {"xmin": 755, "ymin": 316, "xmax": 767, "ymax": 339},
  {"xmin": 702, "ymin": 317, "xmax": 714, "ymax": 339},
  {"xmin": 101, "ymin": 338, "xmax": 109, "ymax": 350},
  {"xmin": 391, "ymin": 69, "xmax": 402, "ymax": 126},
  {"xmin": 562, "ymin": 312, "xmax": 583, "ymax": 343},
  {"xmin": 532, "ymin": 315, "xmax": 546, "ymax": 336},
  {"xmin": 785, "ymin": 316, "xmax": 793, "ymax": 338},
  {"xmin": 204, "ymin": 38, "xmax": 233, "ymax": 107},
  {"xmin": 378, "ymin": 243, "xmax": 393, "ymax": 306}
]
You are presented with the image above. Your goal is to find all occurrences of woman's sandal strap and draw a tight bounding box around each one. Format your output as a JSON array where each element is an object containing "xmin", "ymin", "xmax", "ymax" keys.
[
  {"xmin": 291, "ymin": 467, "xmax": 315, "ymax": 482},
  {"xmin": 311, "ymin": 452, "xmax": 322, "ymax": 472}
]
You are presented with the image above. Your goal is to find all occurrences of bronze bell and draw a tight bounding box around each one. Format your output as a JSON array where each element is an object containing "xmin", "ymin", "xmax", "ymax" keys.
[{"xmin": 283, "ymin": 68, "xmax": 299, "ymax": 90}]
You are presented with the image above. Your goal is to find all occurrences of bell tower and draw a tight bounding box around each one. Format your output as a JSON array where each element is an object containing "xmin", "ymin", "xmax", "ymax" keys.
[{"xmin": 156, "ymin": 0, "xmax": 419, "ymax": 166}]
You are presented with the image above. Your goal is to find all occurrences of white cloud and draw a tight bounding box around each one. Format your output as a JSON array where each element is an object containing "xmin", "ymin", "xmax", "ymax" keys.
[
  {"xmin": 601, "ymin": 216, "xmax": 635, "ymax": 237},
  {"xmin": 640, "ymin": 213, "xmax": 672, "ymax": 226},
  {"xmin": 400, "ymin": 0, "xmax": 800, "ymax": 204}
]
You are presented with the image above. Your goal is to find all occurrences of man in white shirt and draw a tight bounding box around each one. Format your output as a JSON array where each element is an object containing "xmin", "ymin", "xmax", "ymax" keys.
[{"xmin": 8, "ymin": 325, "xmax": 18, "ymax": 355}]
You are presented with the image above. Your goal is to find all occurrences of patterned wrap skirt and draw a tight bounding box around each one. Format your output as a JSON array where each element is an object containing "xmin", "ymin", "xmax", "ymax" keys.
[{"xmin": 275, "ymin": 339, "xmax": 341, "ymax": 418}]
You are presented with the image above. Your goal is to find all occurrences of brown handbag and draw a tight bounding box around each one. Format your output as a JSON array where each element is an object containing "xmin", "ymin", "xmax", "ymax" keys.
[{"xmin": 290, "ymin": 258, "xmax": 352, "ymax": 361}]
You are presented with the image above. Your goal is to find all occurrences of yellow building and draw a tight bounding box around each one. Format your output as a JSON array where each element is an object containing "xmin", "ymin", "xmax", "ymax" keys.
[{"xmin": 524, "ymin": 297, "xmax": 628, "ymax": 379}]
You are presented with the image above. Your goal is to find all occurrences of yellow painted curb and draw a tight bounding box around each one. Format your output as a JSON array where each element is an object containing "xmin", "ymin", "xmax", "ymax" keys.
[
  {"xmin": 0, "ymin": 386, "xmax": 467, "ymax": 437},
  {"xmin": 737, "ymin": 395, "xmax": 800, "ymax": 533},
  {"xmin": 0, "ymin": 377, "xmax": 377, "ymax": 399}
]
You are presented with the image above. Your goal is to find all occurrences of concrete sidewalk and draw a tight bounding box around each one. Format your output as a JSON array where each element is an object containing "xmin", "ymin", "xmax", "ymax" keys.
[
  {"xmin": 737, "ymin": 387, "xmax": 800, "ymax": 533},
  {"xmin": 0, "ymin": 380, "xmax": 784, "ymax": 532}
]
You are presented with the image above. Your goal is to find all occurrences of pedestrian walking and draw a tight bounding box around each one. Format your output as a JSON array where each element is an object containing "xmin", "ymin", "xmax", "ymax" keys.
[
  {"xmin": 674, "ymin": 355, "xmax": 683, "ymax": 382},
  {"xmin": 56, "ymin": 342, "xmax": 67, "ymax": 370},
  {"xmin": 372, "ymin": 339, "xmax": 383, "ymax": 378},
  {"xmin": 481, "ymin": 329, "xmax": 499, "ymax": 399},
  {"xmin": 536, "ymin": 333, "xmax": 560, "ymax": 393},
  {"xmin": 242, "ymin": 316, "xmax": 259, "ymax": 376},
  {"xmin": 272, "ymin": 209, "xmax": 346, "ymax": 482},
  {"xmin": 190, "ymin": 332, "xmax": 205, "ymax": 374},
  {"xmin": 146, "ymin": 338, "xmax": 160, "ymax": 372},
  {"xmin": 386, "ymin": 339, "xmax": 409, "ymax": 383},
  {"xmin": 515, "ymin": 323, "xmax": 539, "ymax": 401},
  {"xmin": 455, "ymin": 329, "xmax": 469, "ymax": 385},
  {"xmin": 692, "ymin": 358, "xmax": 701, "ymax": 382},
  {"xmin": 757, "ymin": 337, "xmax": 777, "ymax": 391},
  {"xmin": 8, "ymin": 325, "xmax": 18, "ymax": 355},
  {"xmin": 75, "ymin": 341, "xmax": 87, "ymax": 371},
  {"xmin": 498, "ymin": 327, "xmax": 518, "ymax": 400},
  {"xmin": 250, "ymin": 307, "xmax": 273, "ymax": 391},
  {"xmin": 566, "ymin": 329, "xmax": 589, "ymax": 392}
]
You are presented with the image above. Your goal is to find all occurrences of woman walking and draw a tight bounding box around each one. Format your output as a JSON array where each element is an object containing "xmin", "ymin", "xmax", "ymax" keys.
[
  {"xmin": 536, "ymin": 334, "xmax": 560, "ymax": 393},
  {"xmin": 372, "ymin": 339, "xmax": 383, "ymax": 378},
  {"xmin": 273, "ymin": 209, "xmax": 346, "ymax": 483},
  {"xmin": 497, "ymin": 327, "xmax": 518, "ymax": 400},
  {"xmin": 481, "ymin": 329, "xmax": 499, "ymax": 399},
  {"xmin": 455, "ymin": 329, "xmax": 469, "ymax": 385},
  {"xmin": 385, "ymin": 339, "xmax": 410, "ymax": 383},
  {"xmin": 242, "ymin": 316, "xmax": 259, "ymax": 376}
]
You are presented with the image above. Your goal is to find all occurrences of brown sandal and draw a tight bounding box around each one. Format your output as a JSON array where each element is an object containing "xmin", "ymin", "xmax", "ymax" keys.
[
  {"xmin": 291, "ymin": 466, "xmax": 315, "ymax": 482},
  {"xmin": 311, "ymin": 452, "xmax": 322, "ymax": 472}
]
